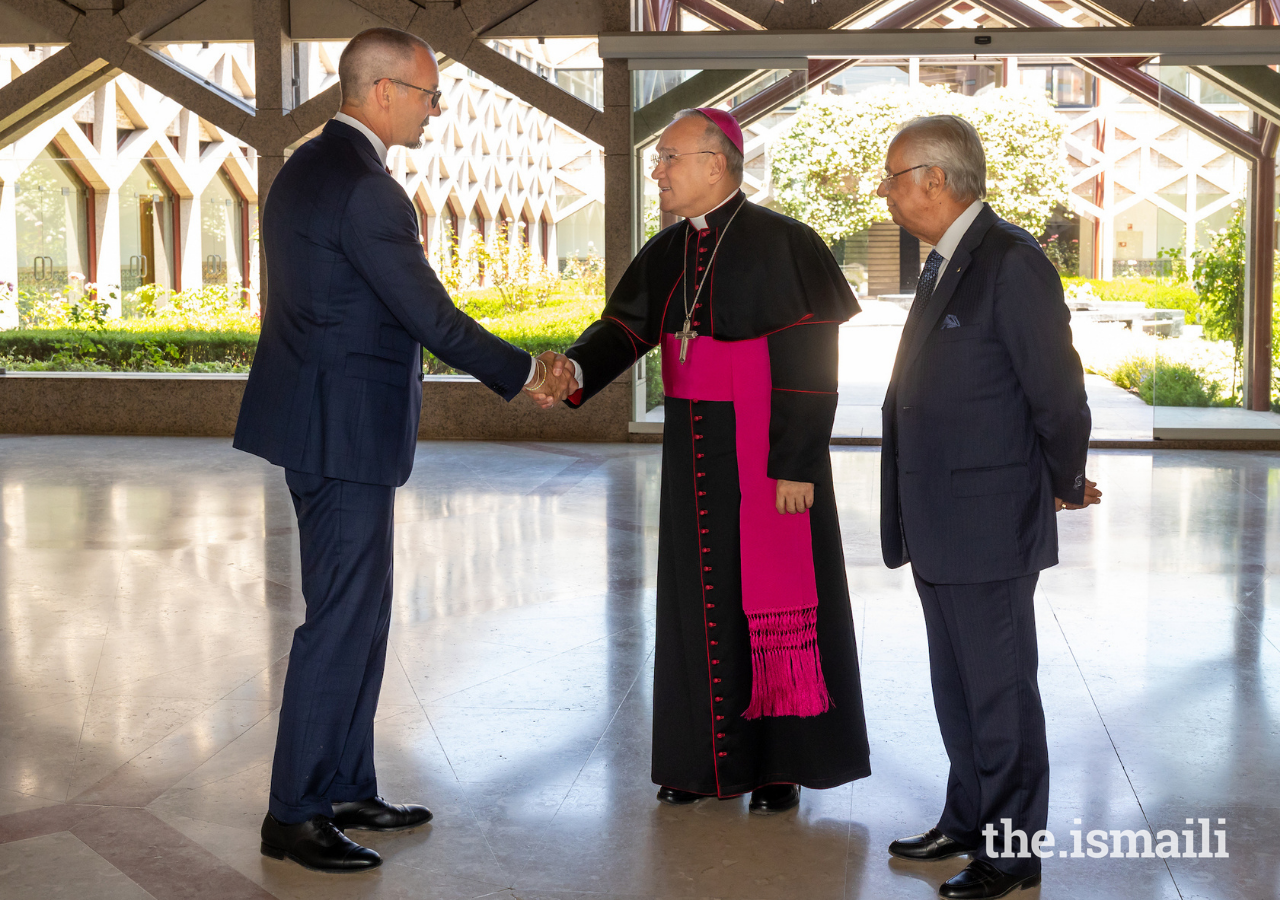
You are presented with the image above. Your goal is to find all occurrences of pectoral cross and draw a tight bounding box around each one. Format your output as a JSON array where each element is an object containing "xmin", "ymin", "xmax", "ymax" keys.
[{"xmin": 676, "ymin": 317, "xmax": 698, "ymax": 364}]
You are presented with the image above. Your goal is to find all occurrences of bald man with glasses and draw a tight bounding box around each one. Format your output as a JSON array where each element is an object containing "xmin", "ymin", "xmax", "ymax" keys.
[{"xmin": 236, "ymin": 26, "xmax": 572, "ymax": 873}]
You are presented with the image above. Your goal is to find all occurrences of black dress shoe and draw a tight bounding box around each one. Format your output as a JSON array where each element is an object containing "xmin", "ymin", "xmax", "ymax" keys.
[
  {"xmin": 888, "ymin": 827, "xmax": 977, "ymax": 861},
  {"xmin": 748, "ymin": 783, "xmax": 800, "ymax": 815},
  {"xmin": 332, "ymin": 796, "xmax": 433, "ymax": 832},
  {"xmin": 260, "ymin": 813, "xmax": 381, "ymax": 873},
  {"xmin": 657, "ymin": 786, "xmax": 707, "ymax": 805},
  {"xmin": 939, "ymin": 859, "xmax": 1041, "ymax": 899}
]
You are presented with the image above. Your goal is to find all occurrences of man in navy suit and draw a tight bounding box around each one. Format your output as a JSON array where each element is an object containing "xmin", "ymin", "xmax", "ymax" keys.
[
  {"xmin": 234, "ymin": 27, "xmax": 571, "ymax": 873},
  {"xmin": 877, "ymin": 116, "xmax": 1100, "ymax": 899}
]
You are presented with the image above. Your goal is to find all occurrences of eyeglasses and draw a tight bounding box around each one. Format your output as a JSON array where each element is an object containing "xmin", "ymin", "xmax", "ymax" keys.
[
  {"xmin": 880, "ymin": 163, "xmax": 929, "ymax": 187},
  {"xmin": 382, "ymin": 78, "xmax": 443, "ymax": 109},
  {"xmin": 648, "ymin": 150, "xmax": 716, "ymax": 169}
]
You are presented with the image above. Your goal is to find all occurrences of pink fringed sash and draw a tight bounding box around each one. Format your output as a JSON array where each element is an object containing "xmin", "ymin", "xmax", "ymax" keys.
[{"xmin": 662, "ymin": 333, "xmax": 831, "ymax": 719}]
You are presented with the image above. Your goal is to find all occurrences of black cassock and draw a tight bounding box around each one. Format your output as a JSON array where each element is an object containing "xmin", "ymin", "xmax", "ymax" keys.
[{"xmin": 565, "ymin": 193, "xmax": 871, "ymax": 796}]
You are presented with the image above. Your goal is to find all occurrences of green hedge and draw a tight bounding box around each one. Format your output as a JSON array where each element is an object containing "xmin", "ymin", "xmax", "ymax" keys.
[
  {"xmin": 1063, "ymin": 276, "xmax": 1200, "ymax": 324},
  {"xmin": 421, "ymin": 288, "xmax": 603, "ymax": 374},
  {"xmin": 0, "ymin": 329, "xmax": 259, "ymax": 370},
  {"xmin": 0, "ymin": 289, "xmax": 606, "ymax": 374}
]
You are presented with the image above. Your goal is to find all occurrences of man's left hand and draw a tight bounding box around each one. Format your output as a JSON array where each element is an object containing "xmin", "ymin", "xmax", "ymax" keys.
[
  {"xmin": 1056, "ymin": 478, "xmax": 1101, "ymax": 511},
  {"xmin": 776, "ymin": 480, "xmax": 814, "ymax": 514}
]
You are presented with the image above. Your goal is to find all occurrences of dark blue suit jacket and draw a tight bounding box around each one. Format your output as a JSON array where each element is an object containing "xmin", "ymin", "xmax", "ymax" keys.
[
  {"xmin": 880, "ymin": 205, "xmax": 1091, "ymax": 584},
  {"xmin": 234, "ymin": 120, "xmax": 531, "ymax": 486}
]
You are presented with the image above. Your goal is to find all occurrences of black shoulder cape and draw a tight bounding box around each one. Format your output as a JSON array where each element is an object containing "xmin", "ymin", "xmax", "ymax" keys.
[{"xmin": 566, "ymin": 192, "xmax": 860, "ymax": 404}]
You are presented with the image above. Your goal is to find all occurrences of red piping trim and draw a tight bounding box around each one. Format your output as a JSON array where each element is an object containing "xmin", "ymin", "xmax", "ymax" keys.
[
  {"xmin": 690, "ymin": 401, "xmax": 722, "ymax": 798},
  {"xmin": 758, "ymin": 314, "xmax": 822, "ymax": 338},
  {"xmin": 603, "ymin": 315, "xmax": 651, "ymax": 354},
  {"xmin": 706, "ymin": 225, "xmax": 716, "ymax": 335},
  {"xmin": 660, "ymin": 231, "xmax": 689, "ymax": 332}
]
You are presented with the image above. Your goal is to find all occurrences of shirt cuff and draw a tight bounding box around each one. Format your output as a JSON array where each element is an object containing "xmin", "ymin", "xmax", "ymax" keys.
[{"xmin": 526, "ymin": 356, "xmax": 539, "ymax": 387}]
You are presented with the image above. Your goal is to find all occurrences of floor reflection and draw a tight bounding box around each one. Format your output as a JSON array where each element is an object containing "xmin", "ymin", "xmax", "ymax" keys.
[{"xmin": 0, "ymin": 436, "xmax": 1276, "ymax": 900}]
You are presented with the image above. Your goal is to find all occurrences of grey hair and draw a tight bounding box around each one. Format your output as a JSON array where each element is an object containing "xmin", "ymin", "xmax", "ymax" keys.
[
  {"xmin": 673, "ymin": 108, "xmax": 744, "ymax": 182},
  {"xmin": 892, "ymin": 115, "xmax": 986, "ymax": 201},
  {"xmin": 339, "ymin": 27, "xmax": 434, "ymax": 107}
]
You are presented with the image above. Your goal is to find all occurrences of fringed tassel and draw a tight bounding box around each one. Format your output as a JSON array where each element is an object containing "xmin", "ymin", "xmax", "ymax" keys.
[{"xmin": 742, "ymin": 607, "xmax": 832, "ymax": 719}]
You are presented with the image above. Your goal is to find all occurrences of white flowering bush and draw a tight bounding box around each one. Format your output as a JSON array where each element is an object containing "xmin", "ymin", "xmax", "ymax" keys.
[
  {"xmin": 770, "ymin": 84, "xmax": 1070, "ymax": 243},
  {"xmin": 1063, "ymin": 281, "xmax": 1102, "ymax": 306}
]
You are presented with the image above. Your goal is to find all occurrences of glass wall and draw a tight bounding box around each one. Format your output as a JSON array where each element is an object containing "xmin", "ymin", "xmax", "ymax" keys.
[
  {"xmin": 556, "ymin": 202, "xmax": 604, "ymax": 270},
  {"xmin": 1018, "ymin": 62, "xmax": 1097, "ymax": 108},
  {"xmin": 119, "ymin": 160, "xmax": 176, "ymax": 293},
  {"xmin": 556, "ymin": 69, "xmax": 603, "ymax": 108},
  {"xmin": 488, "ymin": 38, "xmax": 604, "ymax": 110},
  {"xmin": 919, "ymin": 62, "xmax": 1001, "ymax": 97},
  {"xmin": 200, "ymin": 169, "xmax": 244, "ymax": 286},
  {"xmin": 14, "ymin": 148, "xmax": 89, "ymax": 291},
  {"xmin": 1148, "ymin": 72, "xmax": 1277, "ymax": 433}
]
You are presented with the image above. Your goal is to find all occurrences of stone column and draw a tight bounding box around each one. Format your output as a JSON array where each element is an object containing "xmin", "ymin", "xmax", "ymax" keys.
[
  {"xmin": 600, "ymin": 0, "xmax": 633, "ymax": 296},
  {"xmin": 0, "ymin": 52, "xmax": 11, "ymax": 326},
  {"xmin": 601, "ymin": 58, "xmax": 632, "ymax": 296},
  {"xmin": 247, "ymin": 200, "xmax": 261, "ymax": 314},
  {"xmin": 1243, "ymin": 128, "xmax": 1277, "ymax": 411},
  {"xmin": 252, "ymin": 0, "xmax": 293, "ymax": 306}
]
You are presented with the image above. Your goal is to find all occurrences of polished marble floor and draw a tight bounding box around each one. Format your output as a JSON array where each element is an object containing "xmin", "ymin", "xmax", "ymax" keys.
[{"xmin": 1, "ymin": 436, "xmax": 1278, "ymax": 900}]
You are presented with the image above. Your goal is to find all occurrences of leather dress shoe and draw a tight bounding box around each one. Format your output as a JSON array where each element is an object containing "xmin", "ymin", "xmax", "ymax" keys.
[
  {"xmin": 657, "ymin": 786, "xmax": 707, "ymax": 805},
  {"xmin": 260, "ymin": 813, "xmax": 381, "ymax": 873},
  {"xmin": 332, "ymin": 796, "xmax": 433, "ymax": 832},
  {"xmin": 939, "ymin": 859, "xmax": 1041, "ymax": 899},
  {"xmin": 748, "ymin": 783, "xmax": 800, "ymax": 815},
  {"xmin": 888, "ymin": 827, "xmax": 977, "ymax": 861}
]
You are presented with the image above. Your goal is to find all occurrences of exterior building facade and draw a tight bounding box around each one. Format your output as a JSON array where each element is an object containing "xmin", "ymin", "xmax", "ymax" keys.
[{"xmin": 0, "ymin": 38, "xmax": 606, "ymax": 324}]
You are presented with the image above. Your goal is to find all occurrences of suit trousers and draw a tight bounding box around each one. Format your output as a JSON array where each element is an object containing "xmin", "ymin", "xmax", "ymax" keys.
[
  {"xmin": 268, "ymin": 469, "xmax": 396, "ymax": 823},
  {"xmin": 913, "ymin": 570, "xmax": 1048, "ymax": 878}
]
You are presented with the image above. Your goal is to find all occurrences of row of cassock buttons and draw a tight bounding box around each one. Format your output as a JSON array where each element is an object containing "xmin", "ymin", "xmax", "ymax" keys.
[
  {"xmin": 693, "ymin": 403, "xmax": 729, "ymax": 759},
  {"xmin": 693, "ymin": 230, "xmax": 726, "ymax": 755}
]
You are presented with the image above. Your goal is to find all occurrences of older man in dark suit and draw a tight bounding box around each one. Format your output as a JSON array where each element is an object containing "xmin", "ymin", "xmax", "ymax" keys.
[
  {"xmin": 877, "ymin": 116, "xmax": 1100, "ymax": 900},
  {"xmin": 234, "ymin": 28, "xmax": 570, "ymax": 873}
]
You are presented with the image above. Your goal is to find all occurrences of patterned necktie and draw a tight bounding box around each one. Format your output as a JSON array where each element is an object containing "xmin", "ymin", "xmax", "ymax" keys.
[{"xmin": 902, "ymin": 249, "xmax": 945, "ymax": 343}]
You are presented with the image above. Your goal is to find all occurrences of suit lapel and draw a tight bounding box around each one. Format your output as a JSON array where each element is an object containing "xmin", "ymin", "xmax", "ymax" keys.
[{"xmin": 891, "ymin": 206, "xmax": 998, "ymax": 379}]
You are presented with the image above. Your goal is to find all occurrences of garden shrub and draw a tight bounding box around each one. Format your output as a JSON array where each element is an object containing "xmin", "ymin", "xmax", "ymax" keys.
[
  {"xmin": 1194, "ymin": 207, "xmax": 1245, "ymax": 373},
  {"xmin": 1106, "ymin": 354, "xmax": 1224, "ymax": 407}
]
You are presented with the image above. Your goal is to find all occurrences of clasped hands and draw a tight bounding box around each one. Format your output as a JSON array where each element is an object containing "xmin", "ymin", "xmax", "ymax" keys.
[
  {"xmin": 1055, "ymin": 478, "xmax": 1102, "ymax": 512},
  {"xmin": 523, "ymin": 351, "xmax": 578, "ymax": 409}
]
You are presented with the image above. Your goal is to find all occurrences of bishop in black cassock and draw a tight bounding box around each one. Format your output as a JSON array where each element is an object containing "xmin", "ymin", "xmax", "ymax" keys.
[{"xmin": 559, "ymin": 109, "xmax": 870, "ymax": 811}]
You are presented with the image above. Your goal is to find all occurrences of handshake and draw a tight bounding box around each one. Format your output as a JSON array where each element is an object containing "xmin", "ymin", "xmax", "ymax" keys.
[{"xmin": 523, "ymin": 350, "xmax": 579, "ymax": 410}]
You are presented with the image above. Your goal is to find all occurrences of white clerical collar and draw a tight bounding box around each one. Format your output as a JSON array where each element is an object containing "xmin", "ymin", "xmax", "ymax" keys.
[
  {"xmin": 686, "ymin": 191, "xmax": 738, "ymax": 231},
  {"xmin": 933, "ymin": 199, "xmax": 985, "ymax": 266},
  {"xmin": 333, "ymin": 112, "xmax": 389, "ymax": 167}
]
